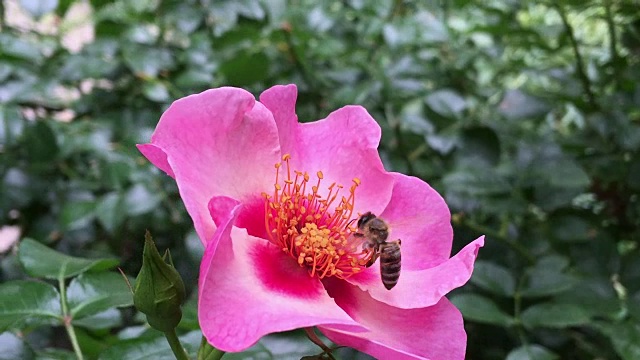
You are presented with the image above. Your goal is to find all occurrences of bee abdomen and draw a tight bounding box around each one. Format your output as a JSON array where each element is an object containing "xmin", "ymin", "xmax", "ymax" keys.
[{"xmin": 380, "ymin": 241, "xmax": 401, "ymax": 290}]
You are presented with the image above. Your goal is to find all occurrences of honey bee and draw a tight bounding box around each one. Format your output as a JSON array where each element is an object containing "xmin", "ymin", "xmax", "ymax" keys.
[{"xmin": 354, "ymin": 212, "xmax": 402, "ymax": 290}]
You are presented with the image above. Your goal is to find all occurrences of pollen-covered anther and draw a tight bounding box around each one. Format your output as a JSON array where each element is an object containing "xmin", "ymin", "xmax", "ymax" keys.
[{"xmin": 263, "ymin": 154, "xmax": 373, "ymax": 279}]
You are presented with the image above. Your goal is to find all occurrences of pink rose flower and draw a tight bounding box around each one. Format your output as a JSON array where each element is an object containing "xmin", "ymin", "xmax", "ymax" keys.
[{"xmin": 138, "ymin": 84, "xmax": 484, "ymax": 360}]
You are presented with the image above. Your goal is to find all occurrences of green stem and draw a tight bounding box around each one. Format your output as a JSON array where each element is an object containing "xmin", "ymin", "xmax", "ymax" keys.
[
  {"xmin": 58, "ymin": 264, "xmax": 84, "ymax": 360},
  {"xmin": 197, "ymin": 336, "xmax": 225, "ymax": 360},
  {"xmin": 514, "ymin": 275, "xmax": 531, "ymax": 357},
  {"xmin": 603, "ymin": 0, "xmax": 619, "ymax": 83},
  {"xmin": 555, "ymin": 4, "xmax": 598, "ymax": 110},
  {"xmin": 164, "ymin": 329, "xmax": 190, "ymax": 360},
  {"xmin": 304, "ymin": 327, "xmax": 331, "ymax": 353}
]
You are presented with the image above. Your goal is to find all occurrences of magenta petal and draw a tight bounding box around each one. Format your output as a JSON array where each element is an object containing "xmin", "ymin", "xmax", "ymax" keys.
[
  {"xmin": 294, "ymin": 106, "xmax": 395, "ymax": 215},
  {"xmin": 139, "ymin": 87, "xmax": 281, "ymax": 244},
  {"xmin": 198, "ymin": 201, "xmax": 359, "ymax": 352},
  {"xmin": 319, "ymin": 280, "xmax": 466, "ymax": 360},
  {"xmin": 208, "ymin": 195, "xmax": 268, "ymax": 239},
  {"xmin": 259, "ymin": 84, "xmax": 299, "ymax": 158},
  {"xmin": 379, "ymin": 173, "xmax": 454, "ymax": 270},
  {"xmin": 137, "ymin": 144, "xmax": 175, "ymax": 178},
  {"xmin": 347, "ymin": 236, "xmax": 484, "ymax": 309}
]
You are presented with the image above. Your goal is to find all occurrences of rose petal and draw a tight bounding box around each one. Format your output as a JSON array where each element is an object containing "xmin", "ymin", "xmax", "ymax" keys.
[
  {"xmin": 208, "ymin": 195, "xmax": 268, "ymax": 239},
  {"xmin": 319, "ymin": 280, "xmax": 466, "ymax": 360},
  {"xmin": 199, "ymin": 200, "xmax": 359, "ymax": 352},
  {"xmin": 378, "ymin": 173, "xmax": 454, "ymax": 270},
  {"xmin": 138, "ymin": 87, "xmax": 281, "ymax": 244},
  {"xmin": 346, "ymin": 236, "xmax": 484, "ymax": 309},
  {"xmin": 294, "ymin": 106, "xmax": 395, "ymax": 216},
  {"xmin": 137, "ymin": 143, "xmax": 175, "ymax": 178},
  {"xmin": 259, "ymin": 84, "xmax": 299, "ymax": 159}
]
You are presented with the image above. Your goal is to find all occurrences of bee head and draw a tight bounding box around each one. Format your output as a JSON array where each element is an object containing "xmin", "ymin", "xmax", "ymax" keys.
[{"xmin": 357, "ymin": 212, "xmax": 377, "ymax": 229}]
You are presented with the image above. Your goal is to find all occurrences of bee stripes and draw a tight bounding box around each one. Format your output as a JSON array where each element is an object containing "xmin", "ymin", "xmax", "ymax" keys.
[
  {"xmin": 353, "ymin": 211, "xmax": 403, "ymax": 291},
  {"xmin": 379, "ymin": 240, "xmax": 401, "ymax": 290}
]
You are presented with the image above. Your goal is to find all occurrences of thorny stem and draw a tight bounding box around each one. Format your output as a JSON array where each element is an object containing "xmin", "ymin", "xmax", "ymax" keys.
[
  {"xmin": 555, "ymin": 4, "xmax": 598, "ymax": 110},
  {"xmin": 164, "ymin": 329, "xmax": 190, "ymax": 360},
  {"xmin": 58, "ymin": 263, "xmax": 84, "ymax": 360},
  {"xmin": 304, "ymin": 327, "xmax": 336, "ymax": 360}
]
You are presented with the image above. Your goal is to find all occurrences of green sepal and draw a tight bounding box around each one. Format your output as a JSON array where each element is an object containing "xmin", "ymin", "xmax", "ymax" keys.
[{"xmin": 133, "ymin": 231, "xmax": 186, "ymax": 332}]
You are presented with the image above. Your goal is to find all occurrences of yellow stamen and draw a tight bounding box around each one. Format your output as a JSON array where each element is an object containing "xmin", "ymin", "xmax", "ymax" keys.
[{"xmin": 263, "ymin": 154, "xmax": 373, "ymax": 279}]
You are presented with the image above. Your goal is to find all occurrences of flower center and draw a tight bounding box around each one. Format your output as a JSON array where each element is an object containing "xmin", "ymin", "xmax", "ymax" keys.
[{"xmin": 262, "ymin": 154, "xmax": 374, "ymax": 279}]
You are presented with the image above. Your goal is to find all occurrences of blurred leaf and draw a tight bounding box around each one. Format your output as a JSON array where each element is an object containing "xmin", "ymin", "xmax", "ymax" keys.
[
  {"xmin": 425, "ymin": 89, "xmax": 467, "ymax": 118},
  {"xmin": 425, "ymin": 133, "xmax": 458, "ymax": 154},
  {"xmin": 142, "ymin": 81, "xmax": 170, "ymax": 103},
  {"xmin": 2, "ymin": 168, "xmax": 33, "ymax": 209},
  {"xmin": 72, "ymin": 308, "xmax": 122, "ymax": 330},
  {"xmin": 25, "ymin": 121, "xmax": 59, "ymax": 164},
  {"xmin": 220, "ymin": 331, "xmax": 331, "ymax": 360},
  {"xmin": 505, "ymin": 345, "xmax": 559, "ymax": 360},
  {"xmin": 256, "ymin": 331, "xmax": 324, "ymax": 360},
  {"xmin": 75, "ymin": 326, "xmax": 111, "ymax": 358},
  {"xmin": 470, "ymin": 261, "xmax": 515, "ymax": 297},
  {"xmin": 444, "ymin": 171, "xmax": 511, "ymax": 196},
  {"xmin": 383, "ymin": 23, "xmax": 409, "ymax": 48},
  {"xmin": 628, "ymin": 158, "xmax": 640, "ymax": 190},
  {"xmin": 455, "ymin": 127, "xmax": 501, "ymax": 168},
  {"xmin": 60, "ymin": 200, "xmax": 97, "ymax": 231},
  {"xmin": 219, "ymin": 52, "xmax": 270, "ymax": 87},
  {"xmin": 546, "ymin": 159, "xmax": 590, "ymax": 189},
  {"xmin": 164, "ymin": 4, "xmax": 202, "ymax": 34},
  {"xmin": 124, "ymin": 184, "xmax": 163, "ymax": 216},
  {"xmin": 596, "ymin": 321, "xmax": 640, "ymax": 360},
  {"xmin": 67, "ymin": 272, "xmax": 133, "ymax": 320},
  {"xmin": 98, "ymin": 330, "xmax": 201, "ymax": 360},
  {"xmin": 554, "ymin": 278, "xmax": 619, "ymax": 318},
  {"xmin": 521, "ymin": 256, "xmax": 578, "ymax": 298},
  {"xmin": 96, "ymin": 192, "xmax": 127, "ymax": 233},
  {"xmin": 122, "ymin": 46, "xmax": 175, "ymax": 77},
  {"xmin": 415, "ymin": 10, "xmax": 448, "ymax": 42},
  {"xmin": 221, "ymin": 344, "xmax": 271, "ymax": 360},
  {"xmin": 307, "ymin": 6, "xmax": 334, "ymax": 32},
  {"xmin": 178, "ymin": 290, "xmax": 198, "ymax": 331},
  {"xmin": 499, "ymin": 90, "xmax": 548, "ymax": 120},
  {"xmin": 521, "ymin": 303, "xmax": 590, "ymax": 329},
  {"xmin": 185, "ymin": 230, "xmax": 205, "ymax": 262},
  {"xmin": 35, "ymin": 348, "xmax": 76, "ymax": 359},
  {"xmin": 19, "ymin": 0, "xmax": 59, "ymax": 18},
  {"xmin": 0, "ymin": 34, "xmax": 43, "ymax": 62},
  {"xmin": 0, "ymin": 332, "xmax": 35, "ymax": 360},
  {"xmin": 549, "ymin": 213, "xmax": 593, "ymax": 243},
  {"xmin": 0, "ymin": 280, "xmax": 61, "ymax": 332},
  {"xmin": 18, "ymin": 238, "xmax": 119, "ymax": 279},
  {"xmin": 59, "ymin": 54, "xmax": 118, "ymax": 81},
  {"xmin": 629, "ymin": 291, "xmax": 640, "ymax": 321},
  {"xmin": 0, "ymin": 106, "xmax": 25, "ymax": 148},
  {"xmin": 450, "ymin": 293, "xmax": 513, "ymax": 326},
  {"xmin": 1, "ymin": 1, "xmax": 638, "ymax": 358}
]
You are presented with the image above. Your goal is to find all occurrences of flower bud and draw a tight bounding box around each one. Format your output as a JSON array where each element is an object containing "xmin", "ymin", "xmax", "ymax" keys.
[{"xmin": 134, "ymin": 231, "xmax": 186, "ymax": 332}]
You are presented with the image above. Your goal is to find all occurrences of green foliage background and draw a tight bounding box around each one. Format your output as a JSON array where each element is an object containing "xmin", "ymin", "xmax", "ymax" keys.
[{"xmin": 1, "ymin": 0, "xmax": 639, "ymax": 359}]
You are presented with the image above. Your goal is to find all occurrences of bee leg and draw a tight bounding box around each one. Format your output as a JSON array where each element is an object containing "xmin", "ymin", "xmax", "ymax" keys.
[{"xmin": 365, "ymin": 247, "xmax": 379, "ymax": 267}]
